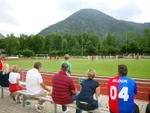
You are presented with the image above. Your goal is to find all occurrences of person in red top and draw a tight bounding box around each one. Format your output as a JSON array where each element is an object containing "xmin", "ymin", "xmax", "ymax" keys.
[
  {"xmin": 9, "ymin": 65, "xmax": 26, "ymax": 103},
  {"xmin": 52, "ymin": 63, "xmax": 81, "ymax": 113},
  {"xmin": 108, "ymin": 64, "xmax": 138, "ymax": 113},
  {"xmin": 0, "ymin": 56, "xmax": 3, "ymax": 71}
]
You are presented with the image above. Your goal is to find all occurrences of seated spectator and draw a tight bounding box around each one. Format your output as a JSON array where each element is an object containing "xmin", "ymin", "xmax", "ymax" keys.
[
  {"xmin": 0, "ymin": 63, "xmax": 10, "ymax": 87},
  {"xmin": 52, "ymin": 63, "xmax": 81, "ymax": 113},
  {"xmin": 9, "ymin": 65, "xmax": 26, "ymax": 103},
  {"xmin": 146, "ymin": 91, "xmax": 150, "ymax": 113},
  {"xmin": 76, "ymin": 69, "xmax": 100, "ymax": 112},
  {"xmin": 26, "ymin": 62, "xmax": 51, "ymax": 112},
  {"xmin": 134, "ymin": 103, "xmax": 139, "ymax": 113},
  {"xmin": 108, "ymin": 64, "xmax": 138, "ymax": 113},
  {"xmin": 0, "ymin": 54, "xmax": 3, "ymax": 71}
]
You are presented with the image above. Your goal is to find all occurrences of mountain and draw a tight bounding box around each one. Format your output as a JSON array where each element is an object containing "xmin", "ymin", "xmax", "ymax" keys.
[
  {"xmin": 122, "ymin": 21, "xmax": 150, "ymax": 29},
  {"xmin": 39, "ymin": 9, "xmax": 150, "ymax": 36},
  {"xmin": 0, "ymin": 33, "xmax": 5, "ymax": 38}
]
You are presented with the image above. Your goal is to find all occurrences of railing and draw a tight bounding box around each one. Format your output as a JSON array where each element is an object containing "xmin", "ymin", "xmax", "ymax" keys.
[
  {"xmin": 20, "ymin": 70, "xmax": 150, "ymax": 101},
  {"xmin": 21, "ymin": 70, "xmax": 150, "ymax": 84}
]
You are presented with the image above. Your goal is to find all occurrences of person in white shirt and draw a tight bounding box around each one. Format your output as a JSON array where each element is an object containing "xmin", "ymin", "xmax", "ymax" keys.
[
  {"xmin": 9, "ymin": 65, "xmax": 26, "ymax": 103},
  {"xmin": 26, "ymin": 62, "xmax": 51, "ymax": 112}
]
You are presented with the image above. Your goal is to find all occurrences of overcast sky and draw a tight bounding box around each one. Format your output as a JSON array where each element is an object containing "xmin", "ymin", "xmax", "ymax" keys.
[{"xmin": 0, "ymin": 0, "xmax": 150, "ymax": 36}]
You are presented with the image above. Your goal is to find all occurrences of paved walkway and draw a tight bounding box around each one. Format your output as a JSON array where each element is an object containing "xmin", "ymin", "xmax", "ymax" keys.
[{"xmin": 0, "ymin": 88, "xmax": 148, "ymax": 113}]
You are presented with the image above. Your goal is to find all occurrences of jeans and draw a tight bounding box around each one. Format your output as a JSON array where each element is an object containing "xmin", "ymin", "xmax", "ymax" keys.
[
  {"xmin": 109, "ymin": 109, "xmax": 113, "ymax": 113},
  {"xmin": 76, "ymin": 100, "xmax": 98, "ymax": 112},
  {"xmin": 62, "ymin": 92, "xmax": 82, "ymax": 113},
  {"xmin": 109, "ymin": 103, "xmax": 140, "ymax": 113}
]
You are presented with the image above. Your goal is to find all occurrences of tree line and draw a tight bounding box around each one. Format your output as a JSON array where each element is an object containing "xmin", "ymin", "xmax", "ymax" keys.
[{"xmin": 0, "ymin": 29, "xmax": 150, "ymax": 57}]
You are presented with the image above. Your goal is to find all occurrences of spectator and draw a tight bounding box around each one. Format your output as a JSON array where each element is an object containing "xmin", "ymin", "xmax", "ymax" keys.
[
  {"xmin": 76, "ymin": 69, "xmax": 100, "ymax": 112},
  {"xmin": 108, "ymin": 64, "xmax": 138, "ymax": 113},
  {"xmin": 9, "ymin": 65, "xmax": 26, "ymax": 103},
  {"xmin": 0, "ymin": 55, "xmax": 3, "ymax": 71},
  {"xmin": 134, "ymin": 103, "xmax": 139, "ymax": 113},
  {"xmin": 146, "ymin": 91, "xmax": 150, "ymax": 113},
  {"xmin": 0, "ymin": 63, "xmax": 10, "ymax": 87},
  {"xmin": 52, "ymin": 63, "xmax": 81, "ymax": 113},
  {"xmin": 61, "ymin": 54, "xmax": 71, "ymax": 76},
  {"xmin": 26, "ymin": 62, "xmax": 51, "ymax": 112}
]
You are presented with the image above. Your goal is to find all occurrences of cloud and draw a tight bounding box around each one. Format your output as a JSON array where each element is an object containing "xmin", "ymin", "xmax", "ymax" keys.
[
  {"xmin": 58, "ymin": 0, "xmax": 142, "ymax": 21},
  {"xmin": 111, "ymin": 3, "xmax": 142, "ymax": 20},
  {"xmin": 58, "ymin": 0, "xmax": 87, "ymax": 12},
  {"xmin": 0, "ymin": 0, "xmax": 150, "ymax": 36},
  {"xmin": 0, "ymin": 0, "xmax": 17, "ymax": 25}
]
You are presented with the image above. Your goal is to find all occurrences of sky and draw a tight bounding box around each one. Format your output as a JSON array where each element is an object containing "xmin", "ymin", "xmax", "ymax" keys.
[{"xmin": 0, "ymin": 0, "xmax": 150, "ymax": 36}]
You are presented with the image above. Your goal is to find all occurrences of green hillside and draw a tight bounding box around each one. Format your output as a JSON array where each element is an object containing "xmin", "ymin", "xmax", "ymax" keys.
[{"xmin": 39, "ymin": 9, "xmax": 150, "ymax": 37}]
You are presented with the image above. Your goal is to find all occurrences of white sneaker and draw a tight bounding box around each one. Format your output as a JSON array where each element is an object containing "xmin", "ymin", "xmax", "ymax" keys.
[
  {"xmin": 34, "ymin": 104, "xmax": 42, "ymax": 113},
  {"xmin": 62, "ymin": 108, "xmax": 70, "ymax": 113}
]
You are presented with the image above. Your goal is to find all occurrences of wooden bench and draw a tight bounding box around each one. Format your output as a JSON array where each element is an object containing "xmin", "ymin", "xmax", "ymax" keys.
[
  {"xmin": 66, "ymin": 102, "xmax": 109, "ymax": 113},
  {"xmin": 16, "ymin": 90, "xmax": 109, "ymax": 113},
  {"xmin": 0, "ymin": 86, "xmax": 9, "ymax": 98},
  {"xmin": 0, "ymin": 81, "xmax": 26, "ymax": 98},
  {"xmin": 15, "ymin": 90, "xmax": 58, "ymax": 113},
  {"xmin": 1, "ymin": 83, "xmax": 109, "ymax": 113}
]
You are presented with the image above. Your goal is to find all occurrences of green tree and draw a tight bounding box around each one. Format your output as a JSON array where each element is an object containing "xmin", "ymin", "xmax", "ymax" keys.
[
  {"xmin": 128, "ymin": 40, "xmax": 139, "ymax": 53},
  {"xmin": 106, "ymin": 33, "xmax": 116, "ymax": 47},
  {"xmin": 86, "ymin": 40, "xmax": 96, "ymax": 55},
  {"xmin": 32, "ymin": 35, "xmax": 45, "ymax": 53},
  {"xmin": 62, "ymin": 39, "xmax": 67, "ymax": 53},
  {"xmin": 22, "ymin": 49, "xmax": 34, "ymax": 57},
  {"xmin": 5, "ymin": 34, "xmax": 20, "ymax": 55},
  {"xmin": 89, "ymin": 34, "xmax": 100, "ymax": 54},
  {"xmin": 18, "ymin": 34, "xmax": 28, "ymax": 51},
  {"xmin": 144, "ymin": 29, "xmax": 150, "ymax": 54},
  {"xmin": 0, "ymin": 39, "xmax": 6, "ymax": 49},
  {"xmin": 44, "ymin": 34, "xmax": 54, "ymax": 53},
  {"xmin": 52, "ymin": 34, "xmax": 62, "ymax": 50},
  {"xmin": 139, "ymin": 37, "xmax": 149, "ymax": 54},
  {"xmin": 25, "ymin": 35, "xmax": 34, "ymax": 50}
]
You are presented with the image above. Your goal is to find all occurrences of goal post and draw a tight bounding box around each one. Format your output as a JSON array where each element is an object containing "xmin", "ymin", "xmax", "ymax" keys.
[{"xmin": 35, "ymin": 54, "xmax": 48, "ymax": 58}]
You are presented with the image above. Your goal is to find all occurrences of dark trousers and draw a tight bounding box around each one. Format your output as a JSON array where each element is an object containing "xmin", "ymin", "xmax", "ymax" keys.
[
  {"xmin": 109, "ymin": 103, "xmax": 140, "ymax": 113},
  {"xmin": 146, "ymin": 103, "xmax": 150, "ymax": 113},
  {"xmin": 76, "ymin": 100, "xmax": 98, "ymax": 112},
  {"xmin": 62, "ymin": 105, "xmax": 82, "ymax": 113}
]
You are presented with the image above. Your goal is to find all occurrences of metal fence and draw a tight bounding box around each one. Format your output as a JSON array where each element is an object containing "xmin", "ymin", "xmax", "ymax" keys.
[{"xmin": 21, "ymin": 70, "xmax": 150, "ymax": 85}]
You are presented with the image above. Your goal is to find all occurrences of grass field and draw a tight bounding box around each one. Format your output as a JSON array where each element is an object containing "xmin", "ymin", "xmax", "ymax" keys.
[{"xmin": 4, "ymin": 58, "xmax": 150, "ymax": 79}]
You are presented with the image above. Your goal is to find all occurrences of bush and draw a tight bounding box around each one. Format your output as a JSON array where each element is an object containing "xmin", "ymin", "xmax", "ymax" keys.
[{"xmin": 22, "ymin": 49, "xmax": 34, "ymax": 57}]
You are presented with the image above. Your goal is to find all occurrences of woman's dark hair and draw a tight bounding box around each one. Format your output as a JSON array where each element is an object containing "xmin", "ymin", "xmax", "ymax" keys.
[
  {"xmin": 34, "ymin": 62, "xmax": 42, "ymax": 69},
  {"xmin": 118, "ymin": 64, "xmax": 128, "ymax": 76}
]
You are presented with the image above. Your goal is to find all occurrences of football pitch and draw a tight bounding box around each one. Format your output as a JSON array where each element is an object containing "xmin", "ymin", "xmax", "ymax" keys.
[{"xmin": 4, "ymin": 58, "xmax": 150, "ymax": 79}]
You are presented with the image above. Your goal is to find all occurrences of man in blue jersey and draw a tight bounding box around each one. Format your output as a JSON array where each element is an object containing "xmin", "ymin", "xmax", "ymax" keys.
[{"xmin": 108, "ymin": 64, "xmax": 138, "ymax": 113}]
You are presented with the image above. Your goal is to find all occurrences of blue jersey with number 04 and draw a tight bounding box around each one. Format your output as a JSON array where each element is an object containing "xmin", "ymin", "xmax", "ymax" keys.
[{"xmin": 108, "ymin": 76, "xmax": 137, "ymax": 113}]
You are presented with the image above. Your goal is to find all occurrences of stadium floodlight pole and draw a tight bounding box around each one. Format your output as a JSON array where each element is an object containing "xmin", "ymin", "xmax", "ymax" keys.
[
  {"xmin": 82, "ymin": 45, "xmax": 83, "ymax": 56},
  {"xmin": 126, "ymin": 32, "xmax": 128, "ymax": 55},
  {"xmin": 81, "ymin": 39, "xmax": 84, "ymax": 56}
]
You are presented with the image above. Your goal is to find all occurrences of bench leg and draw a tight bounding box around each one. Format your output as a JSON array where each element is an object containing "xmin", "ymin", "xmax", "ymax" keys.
[
  {"xmin": 1, "ymin": 88, "xmax": 4, "ymax": 98},
  {"xmin": 54, "ymin": 104, "xmax": 57, "ymax": 113},
  {"xmin": 22, "ymin": 95, "xmax": 25, "ymax": 107}
]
